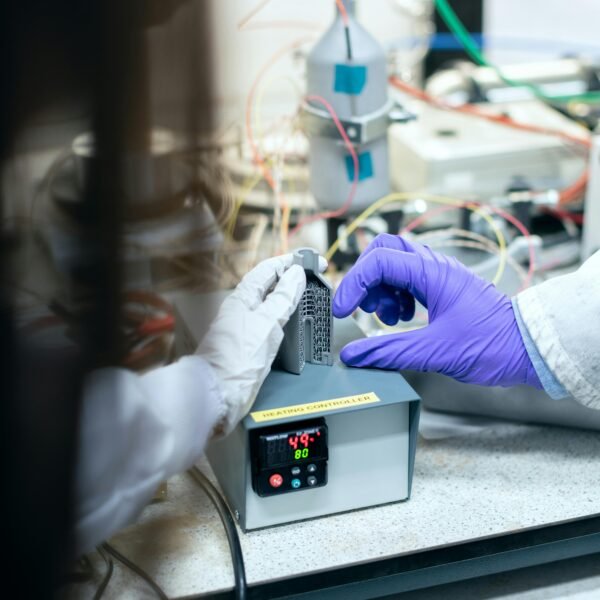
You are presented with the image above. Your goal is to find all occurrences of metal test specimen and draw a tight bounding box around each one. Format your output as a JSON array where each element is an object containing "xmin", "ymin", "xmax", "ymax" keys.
[{"xmin": 278, "ymin": 248, "xmax": 334, "ymax": 374}]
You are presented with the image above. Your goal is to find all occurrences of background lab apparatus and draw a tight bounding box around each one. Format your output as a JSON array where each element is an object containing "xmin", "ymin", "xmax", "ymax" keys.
[{"xmin": 302, "ymin": 0, "xmax": 413, "ymax": 213}]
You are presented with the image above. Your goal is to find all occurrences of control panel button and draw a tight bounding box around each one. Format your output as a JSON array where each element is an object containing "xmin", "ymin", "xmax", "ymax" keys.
[
  {"xmin": 307, "ymin": 476, "xmax": 318, "ymax": 487},
  {"xmin": 291, "ymin": 478, "xmax": 301, "ymax": 489},
  {"xmin": 291, "ymin": 467, "xmax": 301, "ymax": 476},
  {"xmin": 269, "ymin": 474, "xmax": 284, "ymax": 488},
  {"xmin": 307, "ymin": 464, "xmax": 317, "ymax": 473}
]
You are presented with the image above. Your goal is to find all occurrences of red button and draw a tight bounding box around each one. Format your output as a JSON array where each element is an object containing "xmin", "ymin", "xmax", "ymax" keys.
[{"xmin": 269, "ymin": 474, "xmax": 283, "ymax": 488}]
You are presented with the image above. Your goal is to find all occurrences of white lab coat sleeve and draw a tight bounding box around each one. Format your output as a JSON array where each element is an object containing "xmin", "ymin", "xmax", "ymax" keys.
[
  {"xmin": 74, "ymin": 355, "xmax": 226, "ymax": 555},
  {"xmin": 514, "ymin": 250, "xmax": 600, "ymax": 410}
]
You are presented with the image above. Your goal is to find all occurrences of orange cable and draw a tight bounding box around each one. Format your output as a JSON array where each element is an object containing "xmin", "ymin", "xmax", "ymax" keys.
[
  {"xmin": 389, "ymin": 76, "xmax": 591, "ymax": 205},
  {"xmin": 335, "ymin": 0, "xmax": 350, "ymax": 25},
  {"xmin": 245, "ymin": 37, "xmax": 314, "ymax": 210}
]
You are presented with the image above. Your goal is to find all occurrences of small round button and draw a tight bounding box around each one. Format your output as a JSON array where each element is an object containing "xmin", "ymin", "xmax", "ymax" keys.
[
  {"xmin": 291, "ymin": 478, "xmax": 301, "ymax": 489},
  {"xmin": 307, "ymin": 464, "xmax": 317, "ymax": 474},
  {"xmin": 291, "ymin": 467, "xmax": 301, "ymax": 476},
  {"xmin": 269, "ymin": 474, "xmax": 283, "ymax": 488},
  {"xmin": 307, "ymin": 476, "xmax": 318, "ymax": 487}
]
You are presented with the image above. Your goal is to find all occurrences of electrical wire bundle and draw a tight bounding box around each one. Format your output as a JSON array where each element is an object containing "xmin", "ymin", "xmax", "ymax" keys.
[
  {"xmin": 230, "ymin": 0, "xmax": 594, "ymax": 320},
  {"xmin": 83, "ymin": 466, "xmax": 246, "ymax": 600},
  {"xmin": 238, "ymin": 0, "xmax": 587, "ymax": 274},
  {"xmin": 241, "ymin": 0, "xmax": 362, "ymax": 253},
  {"xmin": 325, "ymin": 192, "xmax": 529, "ymax": 286},
  {"xmin": 90, "ymin": 542, "xmax": 169, "ymax": 600},
  {"xmin": 411, "ymin": 227, "xmax": 529, "ymax": 287},
  {"xmin": 120, "ymin": 290, "xmax": 175, "ymax": 371},
  {"xmin": 434, "ymin": 0, "xmax": 600, "ymax": 104}
]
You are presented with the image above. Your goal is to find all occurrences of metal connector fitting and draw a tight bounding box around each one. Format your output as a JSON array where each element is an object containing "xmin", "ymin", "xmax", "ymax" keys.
[{"xmin": 300, "ymin": 99, "xmax": 415, "ymax": 145}]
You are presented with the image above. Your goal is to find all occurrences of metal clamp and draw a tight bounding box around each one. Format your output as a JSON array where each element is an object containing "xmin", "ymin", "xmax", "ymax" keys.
[{"xmin": 300, "ymin": 98, "xmax": 415, "ymax": 145}]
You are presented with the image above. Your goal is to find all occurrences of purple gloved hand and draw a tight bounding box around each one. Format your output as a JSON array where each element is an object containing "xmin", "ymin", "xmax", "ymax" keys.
[{"xmin": 333, "ymin": 234, "xmax": 542, "ymax": 388}]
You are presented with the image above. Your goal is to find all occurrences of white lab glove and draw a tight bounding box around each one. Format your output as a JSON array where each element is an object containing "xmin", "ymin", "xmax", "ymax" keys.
[
  {"xmin": 197, "ymin": 253, "xmax": 327, "ymax": 436},
  {"xmin": 74, "ymin": 254, "xmax": 325, "ymax": 554}
]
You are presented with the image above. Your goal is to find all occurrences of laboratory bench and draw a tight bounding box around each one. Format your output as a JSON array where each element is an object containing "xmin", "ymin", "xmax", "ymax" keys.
[{"xmin": 70, "ymin": 420, "xmax": 600, "ymax": 599}]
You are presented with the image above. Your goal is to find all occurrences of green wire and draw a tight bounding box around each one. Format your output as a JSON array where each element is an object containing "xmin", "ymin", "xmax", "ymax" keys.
[
  {"xmin": 434, "ymin": 0, "xmax": 600, "ymax": 104},
  {"xmin": 549, "ymin": 91, "xmax": 600, "ymax": 104},
  {"xmin": 435, "ymin": 0, "xmax": 486, "ymax": 66}
]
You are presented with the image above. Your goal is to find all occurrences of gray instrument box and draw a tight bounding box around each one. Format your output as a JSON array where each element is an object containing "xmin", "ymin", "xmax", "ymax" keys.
[{"xmin": 174, "ymin": 294, "xmax": 421, "ymax": 531}]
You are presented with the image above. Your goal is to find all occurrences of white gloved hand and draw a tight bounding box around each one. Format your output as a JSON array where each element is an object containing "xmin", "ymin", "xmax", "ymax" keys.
[{"xmin": 196, "ymin": 253, "xmax": 327, "ymax": 437}]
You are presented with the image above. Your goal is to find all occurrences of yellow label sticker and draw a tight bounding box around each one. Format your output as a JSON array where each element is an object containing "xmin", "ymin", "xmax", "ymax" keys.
[{"xmin": 250, "ymin": 392, "xmax": 380, "ymax": 423}]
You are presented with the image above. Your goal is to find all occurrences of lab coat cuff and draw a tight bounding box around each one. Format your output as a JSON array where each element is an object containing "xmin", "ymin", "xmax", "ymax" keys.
[
  {"xmin": 139, "ymin": 355, "xmax": 226, "ymax": 472},
  {"xmin": 512, "ymin": 299, "xmax": 569, "ymax": 400}
]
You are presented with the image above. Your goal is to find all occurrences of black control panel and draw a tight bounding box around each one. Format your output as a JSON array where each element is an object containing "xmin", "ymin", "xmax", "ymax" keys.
[{"xmin": 250, "ymin": 418, "xmax": 328, "ymax": 497}]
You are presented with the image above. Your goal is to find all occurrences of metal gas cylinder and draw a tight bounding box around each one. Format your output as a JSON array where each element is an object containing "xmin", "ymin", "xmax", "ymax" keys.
[{"xmin": 304, "ymin": 0, "xmax": 390, "ymax": 212}]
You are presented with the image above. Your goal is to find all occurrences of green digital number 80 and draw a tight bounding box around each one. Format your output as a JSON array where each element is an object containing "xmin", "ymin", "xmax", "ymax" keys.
[{"xmin": 294, "ymin": 448, "xmax": 309, "ymax": 460}]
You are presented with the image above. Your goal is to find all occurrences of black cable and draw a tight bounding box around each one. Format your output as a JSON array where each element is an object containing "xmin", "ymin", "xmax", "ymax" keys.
[
  {"xmin": 101, "ymin": 542, "xmax": 169, "ymax": 600},
  {"xmin": 189, "ymin": 467, "xmax": 247, "ymax": 600},
  {"xmin": 94, "ymin": 545, "xmax": 114, "ymax": 600},
  {"xmin": 344, "ymin": 25, "xmax": 353, "ymax": 61},
  {"xmin": 59, "ymin": 554, "xmax": 95, "ymax": 585}
]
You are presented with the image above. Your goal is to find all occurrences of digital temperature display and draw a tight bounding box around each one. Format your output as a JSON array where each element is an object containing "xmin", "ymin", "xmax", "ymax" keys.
[
  {"xmin": 288, "ymin": 431, "xmax": 319, "ymax": 460},
  {"xmin": 251, "ymin": 418, "xmax": 328, "ymax": 496},
  {"xmin": 257, "ymin": 421, "xmax": 328, "ymax": 469}
]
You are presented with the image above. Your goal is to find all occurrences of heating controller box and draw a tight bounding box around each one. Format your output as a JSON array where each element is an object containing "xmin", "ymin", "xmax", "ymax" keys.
[{"xmin": 175, "ymin": 294, "xmax": 421, "ymax": 531}]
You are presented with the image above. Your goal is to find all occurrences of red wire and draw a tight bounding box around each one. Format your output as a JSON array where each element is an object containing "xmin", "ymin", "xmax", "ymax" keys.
[
  {"xmin": 244, "ymin": 42, "xmax": 358, "ymax": 244},
  {"xmin": 288, "ymin": 94, "xmax": 359, "ymax": 238},
  {"xmin": 137, "ymin": 315, "xmax": 175, "ymax": 337}
]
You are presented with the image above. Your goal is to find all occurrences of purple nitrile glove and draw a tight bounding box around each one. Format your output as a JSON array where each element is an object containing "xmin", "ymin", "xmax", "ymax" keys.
[{"xmin": 332, "ymin": 234, "xmax": 542, "ymax": 389}]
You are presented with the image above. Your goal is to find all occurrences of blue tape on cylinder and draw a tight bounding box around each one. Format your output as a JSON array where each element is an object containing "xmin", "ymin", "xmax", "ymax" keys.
[
  {"xmin": 345, "ymin": 151, "xmax": 374, "ymax": 182},
  {"xmin": 334, "ymin": 64, "xmax": 367, "ymax": 95}
]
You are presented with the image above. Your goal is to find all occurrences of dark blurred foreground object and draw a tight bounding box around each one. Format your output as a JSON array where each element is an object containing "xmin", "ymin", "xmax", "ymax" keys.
[{"xmin": 0, "ymin": 1, "xmax": 212, "ymax": 598}]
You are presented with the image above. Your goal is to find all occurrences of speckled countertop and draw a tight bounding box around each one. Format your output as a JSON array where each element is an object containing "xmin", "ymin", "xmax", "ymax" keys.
[{"xmin": 70, "ymin": 423, "xmax": 600, "ymax": 599}]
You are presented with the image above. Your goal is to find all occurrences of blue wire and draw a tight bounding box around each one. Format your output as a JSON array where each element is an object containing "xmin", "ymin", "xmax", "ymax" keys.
[{"xmin": 389, "ymin": 32, "xmax": 600, "ymax": 56}]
